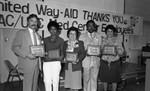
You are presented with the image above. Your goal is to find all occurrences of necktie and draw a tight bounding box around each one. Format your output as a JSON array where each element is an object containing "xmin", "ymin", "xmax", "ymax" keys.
[
  {"xmin": 90, "ymin": 34, "xmax": 93, "ymax": 44},
  {"xmin": 33, "ymin": 31, "xmax": 37, "ymax": 45},
  {"xmin": 91, "ymin": 34, "xmax": 93, "ymax": 39}
]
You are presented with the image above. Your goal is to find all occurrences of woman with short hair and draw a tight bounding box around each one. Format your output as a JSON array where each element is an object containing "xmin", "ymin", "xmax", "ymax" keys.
[
  {"xmin": 99, "ymin": 24, "xmax": 124, "ymax": 91},
  {"xmin": 63, "ymin": 26, "xmax": 86, "ymax": 91}
]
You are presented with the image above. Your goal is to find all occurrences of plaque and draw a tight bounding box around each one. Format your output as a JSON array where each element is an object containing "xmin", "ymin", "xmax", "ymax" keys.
[
  {"xmin": 30, "ymin": 45, "xmax": 45, "ymax": 57},
  {"xmin": 87, "ymin": 45, "xmax": 100, "ymax": 56},
  {"xmin": 102, "ymin": 45, "xmax": 117, "ymax": 55},
  {"xmin": 48, "ymin": 49, "xmax": 60, "ymax": 59},
  {"xmin": 66, "ymin": 52, "xmax": 78, "ymax": 62}
]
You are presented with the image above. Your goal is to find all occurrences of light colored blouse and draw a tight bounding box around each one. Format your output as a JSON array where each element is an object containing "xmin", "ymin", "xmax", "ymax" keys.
[
  {"xmin": 66, "ymin": 40, "xmax": 79, "ymax": 52},
  {"xmin": 101, "ymin": 36, "xmax": 124, "ymax": 62}
]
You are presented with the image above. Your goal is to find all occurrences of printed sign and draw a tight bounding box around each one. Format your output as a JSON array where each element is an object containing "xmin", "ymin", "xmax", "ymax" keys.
[{"xmin": 0, "ymin": 0, "xmax": 143, "ymax": 35}]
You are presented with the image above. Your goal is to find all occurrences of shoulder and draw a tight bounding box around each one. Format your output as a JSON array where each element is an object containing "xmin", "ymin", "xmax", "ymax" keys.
[
  {"xmin": 80, "ymin": 33, "xmax": 87, "ymax": 37},
  {"xmin": 16, "ymin": 29, "xmax": 26, "ymax": 36},
  {"xmin": 16, "ymin": 29, "xmax": 25, "ymax": 33},
  {"xmin": 95, "ymin": 32, "xmax": 102, "ymax": 37},
  {"xmin": 95, "ymin": 32, "xmax": 100, "ymax": 35},
  {"xmin": 103, "ymin": 36, "xmax": 107, "ymax": 40},
  {"xmin": 44, "ymin": 36, "xmax": 49, "ymax": 39},
  {"xmin": 44, "ymin": 36, "xmax": 49, "ymax": 42},
  {"xmin": 63, "ymin": 40, "xmax": 68, "ymax": 47},
  {"xmin": 78, "ymin": 40, "xmax": 84, "ymax": 45},
  {"xmin": 58, "ymin": 36, "xmax": 64, "ymax": 42},
  {"xmin": 64, "ymin": 40, "xmax": 68, "ymax": 44},
  {"xmin": 78, "ymin": 40, "xmax": 84, "ymax": 43},
  {"xmin": 80, "ymin": 33, "xmax": 87, "ymax": 39},
  {"xmin": 102, "ymin": 37, "xmax": 107, "ymax": 43}
]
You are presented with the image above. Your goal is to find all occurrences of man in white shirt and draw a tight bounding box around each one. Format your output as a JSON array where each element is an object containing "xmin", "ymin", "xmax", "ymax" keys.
[
  {"xmin": 12, "ymin": 14, "xmax": 42, "ymax": 91},
  {"xmin": 80, "ymin": 20, "xmax": 101, "ymax": 91}
]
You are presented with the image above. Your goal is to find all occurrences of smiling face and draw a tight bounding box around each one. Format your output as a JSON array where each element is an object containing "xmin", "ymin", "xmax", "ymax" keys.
[
  {"xmin": 87, "ymin": 22, "xmax": 96, "ymax": 33},
  {"xmin": 27, "ymin": 17, "xmax": 38, "ymax": 30},
  {"xmin": 106, "ymin": 29, "xmax": 114, "ymax": 38},
  {"xmin": 69, "ymin": 30, "xmax": 77, "ymax": 41},
  {"xmin": 49, "ymin": 26, "xmax": 58, "ymax": 36}
]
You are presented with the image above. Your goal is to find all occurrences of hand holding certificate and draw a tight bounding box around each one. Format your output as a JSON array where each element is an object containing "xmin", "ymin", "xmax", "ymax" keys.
[
  {"xmin": 30, "ymin": 45, "xmax": 45, "ymax": 57},
  {"xmin": 87, "ymin": 45, "xmax": 100, "ymax": 56},
  {"xmin": 65, "ymin": 52, "xmax": 78, "ymax": 62},
  {"xmin": 47, "ymin": 49, "xmax": 60, "ymax": 60},
  {"xmin": 102, "ymin": 45, "xmax": 117, "ymax": 56}
]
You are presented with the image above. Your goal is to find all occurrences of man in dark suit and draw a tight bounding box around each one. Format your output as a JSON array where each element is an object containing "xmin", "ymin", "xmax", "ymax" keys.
[{"xmin": 11, "ymin": 14, "xmax": 42, "ymax": 91}]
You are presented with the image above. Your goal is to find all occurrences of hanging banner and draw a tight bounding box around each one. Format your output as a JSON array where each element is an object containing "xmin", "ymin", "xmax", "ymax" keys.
[{"xmin": 0, "ymin": 0, "xmax": 143, "ymax": 35}]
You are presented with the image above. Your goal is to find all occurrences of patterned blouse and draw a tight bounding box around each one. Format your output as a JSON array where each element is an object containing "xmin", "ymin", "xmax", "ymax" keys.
[
  {"xmin": 66, "ymin": 40, "xmax": 79, "ymax": 52},
  {"xmin": 101, "ymin": 36, "xmax": 124, "ymax": 62}
]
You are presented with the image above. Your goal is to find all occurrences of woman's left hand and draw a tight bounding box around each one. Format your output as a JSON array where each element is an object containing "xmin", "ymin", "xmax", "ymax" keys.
[
  {"xmin": 118, "ymin": 48, "xmax": 123, "ymax": 56},
  {"xmin": 72, "ymin": 59, "xmax": 79, "ymax": 64}
]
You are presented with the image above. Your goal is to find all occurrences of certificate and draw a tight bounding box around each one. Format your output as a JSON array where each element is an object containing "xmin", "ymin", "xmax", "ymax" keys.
[
  {"xmin": 66, "ymin": 52, "xmax": 78, "ymax": 62},
  {"xmin": 87, "ymin": 45, "xmax": 100, "ymax": 56},
  {"xmin": 48, "ymin": 49, "xmax": 60, "ymax": 59},
  {"xmin": 102, "ymin": 45, "xmax": 117, "ymax": 55},
  {"xmin": 30, "ymin": 45, "xmax": 45, "ymax": 57}
]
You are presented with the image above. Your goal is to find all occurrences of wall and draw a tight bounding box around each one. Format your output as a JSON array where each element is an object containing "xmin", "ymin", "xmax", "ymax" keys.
[
  {"xmin": 46, "ymin": 0, "xmax": 124, "ymax": 14},
  {"xmin": 125, "ymin": 0, "xmax": 150, "ymax": 21},
  {"xmin": 0, "ymin": 29, "xmax": 18, "ymax": 83},
  {"xmin": 124, "ymin": 0, "xmax": 150, "ymax": 63},
  {"xmin": 0, "ymin": 0, "xmax": 124, "ymax": 83},
  {"xmin": 0, "ymin": 30, "xmax": 2, "ymax": 83}
]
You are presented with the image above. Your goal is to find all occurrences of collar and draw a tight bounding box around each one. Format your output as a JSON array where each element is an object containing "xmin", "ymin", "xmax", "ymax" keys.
[
  {"xmin": 28, "ymin": 27, "xmax": 35, "ymax": 33},
  {"xmin": 87, "ymin": 32, "xmax": 96, "ymax": 38},
  {"xmin": 49, "ymin": 35, "xmax": 58, "ymax": 42}
]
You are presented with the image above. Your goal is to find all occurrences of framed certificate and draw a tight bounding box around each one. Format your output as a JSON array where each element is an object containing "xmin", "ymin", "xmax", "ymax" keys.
[
  {"xmin": 102, "ymin": 45, "xmax": 117, "ymax": 55},
  {"xmin": 87, "ymin": 45, "xmax": 100, "ymax": 56},
  {"xmin": 66, "ymin": 52, "xmax": 78, "ymax": 62},
  {"xmin": 48, "ymin": 49, "xmax": 60, "ymax": 59},
  {"xmin": 30, "ymin": 45, "xmax": 45, "ymax": 57}
]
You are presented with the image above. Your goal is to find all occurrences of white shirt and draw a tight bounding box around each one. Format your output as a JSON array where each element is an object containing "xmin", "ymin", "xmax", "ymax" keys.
[
  {"xmin": 87, "ymin": 32, "xmax": 101, "ymax": 46},
  {"xmin": 28, "ymin": 28, "xmax": 40, "ymax": 45},
  {"xmin": 81, "ymin": 32, "xmax": 102, "ymax": 68}
]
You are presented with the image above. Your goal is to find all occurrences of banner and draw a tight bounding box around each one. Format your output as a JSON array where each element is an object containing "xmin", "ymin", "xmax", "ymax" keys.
[{"xmin": 0, "ymin": 0, "xmax": 143, "ymax": 35}]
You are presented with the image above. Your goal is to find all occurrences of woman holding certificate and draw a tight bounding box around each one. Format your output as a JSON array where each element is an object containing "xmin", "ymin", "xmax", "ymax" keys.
[
  {"xmin": 99, "ymin": 24, "xmax": 124, "ymax": 91},
  {"xmin": 43, "ymin": 20, "xmax": 64, "ymax": 91},
  {"xmin": 63, "ymin": 27, "xmax": 86, "ymax": 91}
]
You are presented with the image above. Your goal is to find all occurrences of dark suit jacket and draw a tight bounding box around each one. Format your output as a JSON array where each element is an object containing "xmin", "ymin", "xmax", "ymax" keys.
[
  {"xmin": 11, "ymin": 29, "xmax": 40, "ymax": 73},
  {"xmin": 63, "ymin": 40, "xmax": 86, "ymax": 71}
]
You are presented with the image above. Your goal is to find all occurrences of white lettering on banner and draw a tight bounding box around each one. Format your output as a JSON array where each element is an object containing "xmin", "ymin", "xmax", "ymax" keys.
[{"xmin": 0, "ymin": 0, "xmax": 143, "ymax": 35}]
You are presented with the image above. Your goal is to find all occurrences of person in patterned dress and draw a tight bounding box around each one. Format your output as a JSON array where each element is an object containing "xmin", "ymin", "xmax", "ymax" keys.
[
  {"xmin": 63, "ymin": 27, "xmax": 86, "ymax": 91},
  {"xmin": 99, "ymin": 24, "xmax": 124, "ymax": 91}
]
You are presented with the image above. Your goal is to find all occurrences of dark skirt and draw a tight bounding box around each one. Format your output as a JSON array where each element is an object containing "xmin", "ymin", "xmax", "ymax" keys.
[{"xmin": 99, "ymin": 59, "xmax": 121, "ymax": 83}]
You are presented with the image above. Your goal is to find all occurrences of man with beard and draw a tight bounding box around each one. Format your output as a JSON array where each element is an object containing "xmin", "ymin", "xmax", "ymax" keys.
[
  {"xmin": 80, "ymin": 20, "xmax": 102, "ymax": 91},
  {"xmin": 12, "ymin": 14, "xmax": 42, "ymax": 91}
]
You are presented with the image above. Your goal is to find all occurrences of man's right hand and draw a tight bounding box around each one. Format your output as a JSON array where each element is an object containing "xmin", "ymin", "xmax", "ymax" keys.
[
  {"xmin": 26, "ymin": 54, "xmax": 37, "ymax": 60},
  {"xmin": 86, "ymin": 50, "xmax": 90, "ymax": 56}
]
